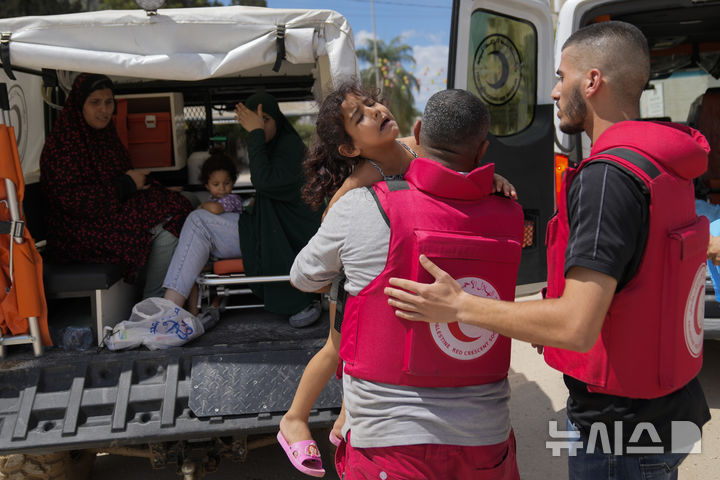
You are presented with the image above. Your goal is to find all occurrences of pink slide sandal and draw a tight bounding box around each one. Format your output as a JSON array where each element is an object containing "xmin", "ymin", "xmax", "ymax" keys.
[{"xmin": 277, "ymin": 431, "xmax": 325, "ymax": 477}]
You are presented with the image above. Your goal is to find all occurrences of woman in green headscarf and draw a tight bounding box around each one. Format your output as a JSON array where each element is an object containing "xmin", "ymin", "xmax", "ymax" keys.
[
  {"xmin": 235, "ymin": 93, "xmax": 324, "ymax": 321},
  {"xmin": 162, "ymin": 92, "xmax": 322, "ymax": 326}
]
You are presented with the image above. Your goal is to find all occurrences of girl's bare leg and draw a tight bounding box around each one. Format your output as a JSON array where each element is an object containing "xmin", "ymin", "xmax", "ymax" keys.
[{"xmin": 279, "ymin": 301, "xmax": 341, "ymax": 444}]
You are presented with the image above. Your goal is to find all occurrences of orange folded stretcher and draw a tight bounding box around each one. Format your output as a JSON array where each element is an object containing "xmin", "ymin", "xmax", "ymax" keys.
[{"xmin": 0, "ymin": 83, "xmax": 51, "ymax": 357}]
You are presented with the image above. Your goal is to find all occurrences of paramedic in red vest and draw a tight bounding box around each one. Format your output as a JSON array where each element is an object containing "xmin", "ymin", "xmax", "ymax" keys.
[
  {"xmin": 387, "ymin": 21, "xmax": 711, "ymax": 479},
  {"xmin": 291, "ymin": 89, "xmax": 524, "ymax": 479}
]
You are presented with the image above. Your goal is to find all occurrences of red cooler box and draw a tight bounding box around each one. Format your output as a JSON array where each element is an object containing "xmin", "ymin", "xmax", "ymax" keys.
[
  {"xmin": 114, "ymin": 98, "xmax": 129, "ymax": 149},
  {"xmin": 126, "ymin": 112, "xmax": 172, "ymax": 168},
  {"xmin": 114, "ymin": 93, "xmax": 185, "ymax": 171}
]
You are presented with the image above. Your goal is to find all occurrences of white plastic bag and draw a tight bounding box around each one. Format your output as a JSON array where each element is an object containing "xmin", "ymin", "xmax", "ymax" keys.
[{"xmin": 104, "ymin": 297, "xmax": 205, "ymax": 351}]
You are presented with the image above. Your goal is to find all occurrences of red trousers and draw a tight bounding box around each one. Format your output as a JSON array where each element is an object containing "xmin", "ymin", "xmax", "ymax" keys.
[{"xmin": 335, "ymin": 430, "xmax": 520, "ymax": 480}]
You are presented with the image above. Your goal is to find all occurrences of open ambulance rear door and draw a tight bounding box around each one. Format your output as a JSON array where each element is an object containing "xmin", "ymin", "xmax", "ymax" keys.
[
  {"xmin": 449, "ymin": 0, "xmax": 556, "ymax": 289},
  {"xmin": 554, "ymin": 0, "xmax": 720, "ymax": 339}
]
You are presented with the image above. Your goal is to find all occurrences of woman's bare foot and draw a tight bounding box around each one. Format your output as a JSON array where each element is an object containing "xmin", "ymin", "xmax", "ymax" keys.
[{"xmin": 279, "ymin": 413, "xmax": 313, "ymax": 445}]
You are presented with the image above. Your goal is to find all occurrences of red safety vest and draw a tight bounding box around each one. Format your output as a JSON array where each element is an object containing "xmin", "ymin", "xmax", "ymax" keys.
[
  {"xmin": 339, "ymin": 158, "xmax": 524, "ymax": 387},
  {"xmin": 544, "ymin": 145, "xmax": 707, "ymax": 399}
]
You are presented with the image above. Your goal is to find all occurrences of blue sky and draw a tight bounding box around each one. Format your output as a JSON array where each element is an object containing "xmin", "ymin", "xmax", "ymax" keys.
[{"xmin": 230, "ymin": 1, "xmax": 453, "ymax": 110}]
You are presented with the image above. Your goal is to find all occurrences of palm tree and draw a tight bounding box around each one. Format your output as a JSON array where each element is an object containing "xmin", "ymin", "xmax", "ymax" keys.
[{"xmin": 356, "ymin": 36, "xmax": 421, "ymax": 136}]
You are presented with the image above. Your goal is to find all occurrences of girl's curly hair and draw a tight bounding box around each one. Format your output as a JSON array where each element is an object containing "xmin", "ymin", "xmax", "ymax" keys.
[
  {"xmin": 199, "ymin": 149, "xmax": 238, "ymax": 185},
  {"xmin": 302, "ymin": 81, "xmax": 380, "ymax": 210}
]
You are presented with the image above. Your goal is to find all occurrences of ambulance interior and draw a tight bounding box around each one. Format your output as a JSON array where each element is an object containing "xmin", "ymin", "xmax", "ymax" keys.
[
  {"xmin": 27, "ymin": 76, "xmax": 327, "ymax": 350},
  {"xmin": 567, "ymin": 2, "xmax": 720, "ymax": 162}
]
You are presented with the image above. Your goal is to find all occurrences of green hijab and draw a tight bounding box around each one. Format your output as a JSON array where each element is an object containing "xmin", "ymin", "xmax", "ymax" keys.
[{"xmin": 244, "ymin": 92, "xmax": 302, "ymax": 146}]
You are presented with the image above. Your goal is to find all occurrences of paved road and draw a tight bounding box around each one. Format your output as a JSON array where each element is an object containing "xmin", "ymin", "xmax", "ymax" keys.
[{"xmin": 91, "ymin": 326, "xmax": 720, "ymax": 479}]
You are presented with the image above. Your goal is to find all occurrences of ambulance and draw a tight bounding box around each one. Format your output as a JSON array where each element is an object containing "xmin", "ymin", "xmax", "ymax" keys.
[{"xmin": 450, "ymin": 0, "xmax": 720, "ymax": 337}]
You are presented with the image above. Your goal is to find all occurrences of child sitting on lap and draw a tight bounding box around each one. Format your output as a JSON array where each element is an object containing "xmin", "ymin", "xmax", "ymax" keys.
[{"xmin": 199, "ymin": 151, "xmax": 243, "ymax": 214}]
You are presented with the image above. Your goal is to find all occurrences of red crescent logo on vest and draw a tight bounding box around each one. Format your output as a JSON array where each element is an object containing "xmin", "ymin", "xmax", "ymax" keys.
[
  {"xmin": 429, "ymin": 277, "xmax": 500, "ymax": 360},
  {"xmin": 684, "ymin": 263, "xmax": 705, "ymax": 358},
  {"xmin": 448, "ymin": 322, "xmax": 482, "ymax": 342}
]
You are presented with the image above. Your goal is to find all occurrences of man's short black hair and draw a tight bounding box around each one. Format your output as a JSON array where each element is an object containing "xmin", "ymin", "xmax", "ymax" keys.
[
  {"xmin": 420, "ymin": 89, "xmax": 490, "ymax": 153},
  {"xmin": 563, "ymin": 21, "xmax": 650, "ymax": 103},
  {"xmin": 563, "ymin": 20, "xmax": 648, "ymax": 57}
]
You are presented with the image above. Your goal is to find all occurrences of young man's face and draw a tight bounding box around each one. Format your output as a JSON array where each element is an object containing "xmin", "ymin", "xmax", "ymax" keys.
[{"xmin": 552, "ymin": 46, "xmax": 588, "ymax": 135}]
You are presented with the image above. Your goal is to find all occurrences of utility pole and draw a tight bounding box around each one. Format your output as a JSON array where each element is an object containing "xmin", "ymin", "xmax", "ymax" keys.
[{"xmin": 371, "ymin": 0, "xmax": 380, "ymax": 91}]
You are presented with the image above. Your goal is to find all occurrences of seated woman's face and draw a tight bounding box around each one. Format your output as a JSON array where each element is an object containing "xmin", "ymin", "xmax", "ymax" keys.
[
  {"xmin": 83, "ymin": 88, "xmax": 115, "ymax": 130},
  {"xmin": 261, "ymin": 113, "xmax": 277, "ymax": 143}
]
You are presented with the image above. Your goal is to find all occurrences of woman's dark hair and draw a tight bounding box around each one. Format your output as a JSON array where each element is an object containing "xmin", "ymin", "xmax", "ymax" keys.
[
  {"xmin": 302, "ymin": 81, "xmax": 380, "ymax": 210},
  {"xmin": 199, "ymin": 149, "xmax": 238, "ymax": 185},
  {"xmin": 78, "ymin": 74, "xmax": 115, "ymax": 105}
]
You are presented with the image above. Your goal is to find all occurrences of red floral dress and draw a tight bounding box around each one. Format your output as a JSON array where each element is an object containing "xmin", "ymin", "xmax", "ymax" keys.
[{"xmin": 40, "ymin": 74, "xmax": 191, "ymax": 282}]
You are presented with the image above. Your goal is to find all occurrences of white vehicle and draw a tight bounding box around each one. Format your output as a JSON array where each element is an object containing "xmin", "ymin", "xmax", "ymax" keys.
[{"xmin": 450, "ymin": 0, "xmax": 720, "ymax": 337}]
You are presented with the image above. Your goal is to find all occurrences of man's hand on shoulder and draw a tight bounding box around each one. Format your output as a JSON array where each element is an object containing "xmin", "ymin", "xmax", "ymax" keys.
[{"xmin": 385, "ymin": 258, "xmax": 617, "ymax": 352}]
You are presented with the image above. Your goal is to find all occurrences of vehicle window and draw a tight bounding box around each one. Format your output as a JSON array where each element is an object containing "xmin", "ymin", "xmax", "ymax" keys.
[
  {"xmin": 466, "ymin": 9, "xmax": 537, "ymax": 136},
  {"xmin": 641, "ymin": 71, "xmax": 720, "ymax": 123}
]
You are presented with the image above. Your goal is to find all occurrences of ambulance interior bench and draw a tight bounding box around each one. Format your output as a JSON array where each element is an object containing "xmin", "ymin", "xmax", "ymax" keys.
[{"xmin": 24, "ymin": 183, "xmax": 137, "ymax": 347}]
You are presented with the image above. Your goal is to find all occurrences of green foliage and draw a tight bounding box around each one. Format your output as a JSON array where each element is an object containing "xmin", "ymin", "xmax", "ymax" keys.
[
  {"xmin": 288, "ymin": 119, "xmax": 316, "ymax": 148},
  {"xmin": 356, "ymin": 36, "xmax": 421, "ymax": 136}
]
